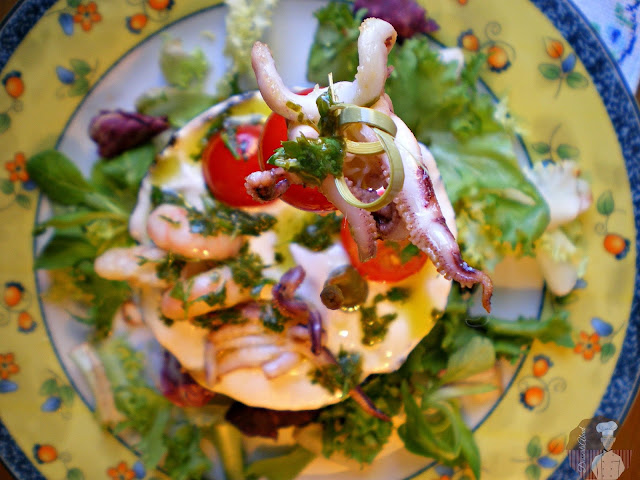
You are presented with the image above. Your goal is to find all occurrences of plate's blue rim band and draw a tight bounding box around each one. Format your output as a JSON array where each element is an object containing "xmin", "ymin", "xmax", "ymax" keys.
[
  {"xmin": 528, "ymin": 0, "xmax": 640, "ymax": 479},
  {"xmin": 0, "ymin": 0, "xmax": 56, "ymax": 73},
  {"xmin": 0, "ymin": 0, "xmax": 639, "ymax": 480},
  {"xmin": 0, "ymin": 421, "xmax": 44, "ymax": 480}
]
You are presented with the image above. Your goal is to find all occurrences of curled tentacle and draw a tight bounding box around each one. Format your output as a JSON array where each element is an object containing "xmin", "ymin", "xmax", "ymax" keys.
[
  {"xmin": 392, "ymin": 115, "xmax": 493, "ymax": 311},
  {"xmin": 251, "ymin": 18, "xmax": 397, "ymax": 124},
  {"xmin": 320, "ymin": 176, "xmax": 377, "ymax": 262},
  {"xmin": 272, "ymin": 266, "xmax": 324, "ymax": 354},
  {"xmin": 316, "ymin": 347, "xmax": 390, "ymax": 422},
  {"xmin": 252, "ymin": 41, "xmax": 323, "ymax": 123},
  {"xmin": 331, "ymin": 18, "xmax": 397, "ymax": 106},
  {"xmin": 350, "ymin": 385, "xmax": 390, "ymax": 421},
  {"xmin": 245, "ymin": 167, "xmax": 295, "ymax": 203},
  {"xmin": 345, "ymin": 179, "xmax": 408, "ymax": 241}
]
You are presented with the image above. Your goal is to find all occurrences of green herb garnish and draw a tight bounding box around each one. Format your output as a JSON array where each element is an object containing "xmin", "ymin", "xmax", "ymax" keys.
[
  {"xmin": 292, "ymin": 212, "xmax": 342, "ymax": 251},
  {"xmin": 311, "ymin": 349, "xmax": 362, "ymax": 395}
]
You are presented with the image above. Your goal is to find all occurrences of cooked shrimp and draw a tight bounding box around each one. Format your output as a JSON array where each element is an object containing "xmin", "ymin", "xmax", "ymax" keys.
[
  {"xmin": 94, "ymin": 245, "xmax": 168, "ymax": 288},
  {"xmin": 161, "ymin": 265, "xmax": 252, "ymax": 320},
  {"xmin": 147, "ymin": 204, "xmax": 243, "ymax": 261}
]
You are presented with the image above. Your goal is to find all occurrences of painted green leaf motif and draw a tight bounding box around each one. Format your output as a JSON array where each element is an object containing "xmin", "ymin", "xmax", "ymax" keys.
[
  {"xmin": 556, "ymin": 143, "xmax": 579, "ymax": 159},
  {"xmin": 15, "ymin": 194, "xmax": 30, "ymax": 209},
  {"xmin": 539, "ymin": 63, "xmax": 561, "ymax": 80},
  {"xmin": 600, "ymin": 342, "xmax": 616, "ymax": 363},
  {"xmin": 39, "ymin": 378, "xmax": 59, "ymax": 396},
  {"xmin": 566, "ymin": 71, "xmax": 589, "ymax": 89},
  {"xmin": 596, "ymin": 191, "xmax": 615, "ymax": 216},
  {"xmin": 59, "ymin": 385, "xmax": 75, "ymax": 405},
  {"xmin": 527, "ymin": 436, "xmax": 543, "ymax": 459},
  {"xmin": 0, "ymin": 179, "xmax": 14, "ymax": 195},
  {"xmin": 66, "ymin": 467, "xmax": 84, "ymax": 480},
  {"xmin": 525, "ymin": 464, "xmax": 541, "ymax": 480},
  {"xmin": 67, "ymin": 0, "xmax": 81, "ymax": 7},
  {"xmin": 0, "ymin": 113, "xmax": 10, "ymax": 134},
  {"xmin": 70, "ymin": 59, "xmax": 92, "ymax": 76},
  {"xmin": 531, "ymin": 142, "xmax": 550, "ymax": 154},
  {"xmin": 69, "ymin": 77, "xmax": 89, "ymax": 97}
]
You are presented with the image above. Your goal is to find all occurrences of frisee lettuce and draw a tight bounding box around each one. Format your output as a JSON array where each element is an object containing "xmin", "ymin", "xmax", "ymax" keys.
[
  {"xmin": 136, "ymin": 35, "xmax": 218, "ymax": 127},
  {"xmin": 98, "ymin": 338, "xmax": 213, "ymax": 479}
]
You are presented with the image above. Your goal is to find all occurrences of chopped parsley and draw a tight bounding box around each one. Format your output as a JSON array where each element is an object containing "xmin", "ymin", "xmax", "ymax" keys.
[
  {"xmin": 259, "ymin": 303, "xmax": 288, "ymax": 333},
  {"xmin": 383, "ymin": 240, "xmax": 422, "ymax": 265},
  {"xmin": 199, "ymin": 284, "xmax": 227, "ymax": 308},
  {"xmin": 361, "ymin": 287, "xmax": 411, "ymax": 346},
  {"xmin": 268, "ymin": 135, "xmax": 345, "ymax": 186},
  {"xmin": 150, "ymin": 186, "xmax": 277, "ymax": 237},
  {"xmin": 224, "ymin": 244, "xmax": 271, "ymax": 290},
  {"xmin": 191, "ymin": 307, "xmax": 246, "ymax": 330},
  {"xmin": 311, "ymin": 349, "xmax": 362, "ymax": 395},
  {"xmin": 292, "ymin": 212, "xmax": 342, "ymax": 251},
  {"xmin": 146, "ymin": 253, "xmax": 187, "ymax": 284}
]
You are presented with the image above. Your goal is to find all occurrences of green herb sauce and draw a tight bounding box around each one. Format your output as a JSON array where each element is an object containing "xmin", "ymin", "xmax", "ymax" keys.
[
  {"xmin": 311, "ymin": 349, "xmax": 362, "ymax": 395},
  {"xmin": 360, "ymin": 287, "xmax": 411, "ymax": 346},
  {"xmin": 292, "ymin": 212, "xmax": 342, "ymax": 251}
]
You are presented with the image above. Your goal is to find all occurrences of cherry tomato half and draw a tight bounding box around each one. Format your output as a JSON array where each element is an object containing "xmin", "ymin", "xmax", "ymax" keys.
[
  {"xmin": 202, "ymin": 124, "xmax": 271, "ymax": 207},
  {"xmin": 258, "ymin": 89, "xmax": 336, "ymax": 213},
  {"xmin": 340, "ymin": 219, "xmax": 428, "ymax": 282}
]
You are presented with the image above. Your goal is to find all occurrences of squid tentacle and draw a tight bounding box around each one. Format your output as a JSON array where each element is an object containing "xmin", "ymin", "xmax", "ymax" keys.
[{"xmin": 272, "ymin": 266, "xmax": 324, "ymax": 354}]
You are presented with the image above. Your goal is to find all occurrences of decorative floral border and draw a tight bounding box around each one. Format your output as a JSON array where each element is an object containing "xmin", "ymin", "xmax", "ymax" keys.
[
  {"xmin": 0, "ymin": 1, "xmax": 639, "ymax": 480},
  {"xmin": 530, "ymin": 0, "xmax": 640, "ymax": 478}
]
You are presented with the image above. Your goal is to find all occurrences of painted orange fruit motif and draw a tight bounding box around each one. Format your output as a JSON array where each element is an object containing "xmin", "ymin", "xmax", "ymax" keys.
[
  {"xmin": 17, "ymin": 311, "xmax": 35, "ymax": 332},
  {"xmin": 532, "ymin": 356, "xmax": 551, "ymax": 377},
  {"xmin": 127, "ymin": 13, "xmax": 148, "ymax": 33},
  {"xmin": 460, "ymin": 32, "xmax": 479, "ymax": 51},
  {"xmin": 4, "ymin": 76, "xmax": 24, "ymax": 99},
  {"xmin": 545, "ymin": 39, "xmax": 564, "ymax": 58},
  {"xmin": 487, "ymin": 45, "xmax": 508, "ymax": 70},
  {"xmin": 148, "ymin": 0, "xmax": 170, "ymax": 9},
  {"xmin": 522, "ymin": 386, "xmax": 545, "ymax": 408},
  {"xmin": 3, "ymin": 282, "xmax": 23, "ymax": 307},
  {"xmin": 547, "ymin": 435, "xmax": 565, "ymax": 455},
  {"xmin": 33, "ymin": 444, "xmax": 58, "ymax": 463},
  {"xmin": 603, "ymin": 233, "xmax": 628, "ymax": 256},
  {"xmin": 457, "ymin": 24, "xmax": 513, "ymax": 73}
]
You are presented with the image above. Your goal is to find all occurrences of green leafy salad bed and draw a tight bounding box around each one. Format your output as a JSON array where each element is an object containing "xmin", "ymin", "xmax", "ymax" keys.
[{"xmin": 26, "ymin": 1, "xmax": 585, "ymax": 479}]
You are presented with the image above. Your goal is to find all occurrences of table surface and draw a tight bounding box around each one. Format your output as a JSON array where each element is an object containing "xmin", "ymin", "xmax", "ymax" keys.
[{"xmin": 0, "ymin": 1, "xmax": 639, "ymax": 479}]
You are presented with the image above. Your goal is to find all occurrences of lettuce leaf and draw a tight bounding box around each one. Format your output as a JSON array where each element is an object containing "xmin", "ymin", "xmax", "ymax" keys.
[
  {"xmin": 160, "ymin": 36, "xmax": 209, "ymax": 90},
  {"xmin": 98, "ymin": 338, "xmax": 212, "ymax": 479},
  {"xmin": 307, "ymin": 2, "xmax": 365, "ymax": 85},
  {"xmin": 384, "ymin": 40, "xmax": 549, "ymax": 268}
]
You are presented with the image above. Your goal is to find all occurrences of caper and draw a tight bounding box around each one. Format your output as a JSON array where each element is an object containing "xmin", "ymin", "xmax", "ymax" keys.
[{"xmin": 320, "ymin": 265, "xmax": 368, "ymax": 310}]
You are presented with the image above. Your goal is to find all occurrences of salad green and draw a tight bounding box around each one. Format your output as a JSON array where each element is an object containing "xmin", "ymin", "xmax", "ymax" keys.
[{"xmin": 28, "ymin": 1, "xmax": 585, "ymax": 479}]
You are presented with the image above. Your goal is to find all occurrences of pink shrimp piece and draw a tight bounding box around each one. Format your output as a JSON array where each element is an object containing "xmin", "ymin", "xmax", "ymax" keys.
[
  {"xmin": 147, "ymin": 204, "xmax": 243, "ymax": 261},
  {"xmin": 161, "ymin": 265, "xmax": 252, "ymax": 320}
]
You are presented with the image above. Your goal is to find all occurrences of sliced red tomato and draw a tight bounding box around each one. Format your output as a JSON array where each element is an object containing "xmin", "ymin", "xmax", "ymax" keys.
[
  {"xmin": 340, "ymin": 219, "xmax": 428, "ymax": 282},
  {"xmin": 202, "ymin": 124, "xmax": 270, "ymax": 207},
  {"xmin": 258, "ymin": 89, "xmax": 336, "ymax": 213}
]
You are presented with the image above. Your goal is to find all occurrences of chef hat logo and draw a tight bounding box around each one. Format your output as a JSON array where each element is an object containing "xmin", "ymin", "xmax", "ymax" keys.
[{"xmin": 596, "ymin": 420, "xmax": 618, "ymax": 438}]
